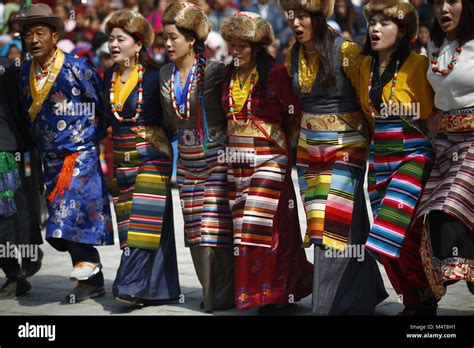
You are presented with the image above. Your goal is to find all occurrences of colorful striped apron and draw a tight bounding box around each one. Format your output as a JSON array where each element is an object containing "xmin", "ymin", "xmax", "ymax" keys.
[
  {"xmin": 112, "ymin": 125, "xmax": 172, "ymax": 250},
  {"xmin": 177, "ymin": 127, "xmax": 233, "ymax": 247},
  {"xmin": 417, "ymin": 109, "xmax": 474, "ymax": 298},
  {"xmin": 365, "ymin": 117, "xmax": 434, "ymax": 258},
  {"xmin": 297, "ymin": 112, "xmax": 368, "ymax": 250},
  {"xmin": 227, "ymin": 120, "xmax": 313, "ymax": 309}
]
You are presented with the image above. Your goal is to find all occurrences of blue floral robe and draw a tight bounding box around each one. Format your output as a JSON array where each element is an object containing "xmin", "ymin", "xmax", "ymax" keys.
[{"xmin": 19, "ymin": 50, "xmax": 113, "ymax": 248}]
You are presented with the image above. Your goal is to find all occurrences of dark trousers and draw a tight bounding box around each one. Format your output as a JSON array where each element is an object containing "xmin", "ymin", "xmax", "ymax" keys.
[
  {"xmin": 0, "ymin": 257, "xmax": 21, "ymax": 280},
  {"xmin": 379, "ymin": 221, "xmax": 432, "ymax": 308}
]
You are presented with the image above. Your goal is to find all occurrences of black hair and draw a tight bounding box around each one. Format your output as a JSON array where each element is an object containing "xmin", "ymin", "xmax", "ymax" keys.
[
  {"xmin": 309, "ymin": 12, "xmax": 337, "ymax": 88},
  {"xmin": 126, "ymin": 31, "xmax": 160, "ymax": 70},
  {"xmin": 251, "ymin": 43, "xmax": 274, "ymax": 100},
  {"xmin": 430, "ymin": 0, "xmax": 474, "ymax": 47}
]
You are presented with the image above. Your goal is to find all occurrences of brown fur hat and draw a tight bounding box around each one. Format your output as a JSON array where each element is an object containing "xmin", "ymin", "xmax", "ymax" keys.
[
  {"xmin": 279, "ymin": 0, "xmax": 335, "ymax": 19},
  {"xmin": 221, "ymin": 12, "xmax": 274, "ymax": 46},
  {"xmin": 363, "ymin": 0, "xmax": 419, "ymax": 40},
  {"xmin": 105, "ymin": 10, "xmax": 155, "ymax": 47},
  {"xmin": 161, "ymin": 2, "xmax": 211, "ymax": 41}
]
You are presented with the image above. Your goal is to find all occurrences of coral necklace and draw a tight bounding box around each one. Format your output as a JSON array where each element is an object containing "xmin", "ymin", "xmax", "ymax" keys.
[
  {"xmin": 109, "ymin": 64, "xmax": 144, "ymax": 123},
  {"xmin": 367, "ymin": 58, "xmax": 400, "ymax": 119},
  {"xmin": 228, "ymin": 66, "xmax": 257, "ymax": 126},
  {"xmin": 431, "ymin": 45, "xmax": 462, "ymax": 76},
  {"xmin": 170, "ymin": 57, "xmax": 198, "ymax": 120}
]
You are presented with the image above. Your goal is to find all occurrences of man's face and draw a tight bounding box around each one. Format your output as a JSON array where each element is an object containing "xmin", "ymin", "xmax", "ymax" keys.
[{"xmin": 23, "ymin": 25, "xmax": 58, "ymax": 61}]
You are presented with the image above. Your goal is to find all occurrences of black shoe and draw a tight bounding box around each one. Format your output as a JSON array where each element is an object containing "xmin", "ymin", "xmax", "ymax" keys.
[
  {"xmin": 467, "ymin": 281, "xmax": 474, "ymax": 294},
  {"xmin": 0, "ymin": 277, "xmax": 31, "ymax": 299},
  {"xmin": 257, "ymin": 304, "xmax": 277, "ymax": 314},
  {"xmin": 115, "ymin": 295, "xmax": 145, "ymax": 307},
  {"xmin": 397, "ymin": 304, "xmax": 437, "ymax": 316},
  {"xmin": 21, "ymin": 248, "xmax": 44, "ymax": 278},
  {"xmin": 65, "ymin": 283, "xmax": 105, "ymax": 303}
]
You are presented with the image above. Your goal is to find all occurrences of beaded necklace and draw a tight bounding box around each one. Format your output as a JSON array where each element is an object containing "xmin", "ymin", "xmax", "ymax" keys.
[
  {"xmin": 170, "ymin": 57, "xmax": 198, "ymax": 120},
  {"xmin": 431, "ymin": 45, "xmax": 462, "ymax": 76},
  {"xmin": 368, "ymin": 58, "xmax": 400, "ymax": 119},
  {"xmin": 228, "ymin": 66, "xmax": 257, "ymax": 126},
  {"xmin": 109, "ymin": 64, "xmax": 144, "ymax": 123}
]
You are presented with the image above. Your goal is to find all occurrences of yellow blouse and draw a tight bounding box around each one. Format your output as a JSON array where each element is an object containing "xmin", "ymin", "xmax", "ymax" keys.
[
  {"xmin": 285, "ymin": 44, "xmax": 320, "ymax": 93},
  {"xmin": 113, "ymin": 64, "xmax": 139, "ymax": 111},
  {"xmin": 341, "ymin": 41, "xmax": 436, "ymax": 121},
  {"xmin": 231, "ymin": 70, "xmax": 260, "ymax": 113}
]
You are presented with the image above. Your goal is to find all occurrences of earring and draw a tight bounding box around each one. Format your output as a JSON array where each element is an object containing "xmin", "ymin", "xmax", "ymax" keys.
[
  {"xmin": 135, "ymin": 51, "xmax": 139, "ymax": 64},
  {"xmin": 189, "ymin": 43, "xmax": 193, "ymax": 56}
]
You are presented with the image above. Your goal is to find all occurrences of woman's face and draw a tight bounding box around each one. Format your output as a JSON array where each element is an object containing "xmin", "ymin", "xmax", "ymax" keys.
[
  {"xmin": 108, "ymin": 27, "xmax": 142, "ymax": 66},
  {"xmin": 418, "ymin": 26, "xmax": 430, "ymax": 46},
  {"xmin": 227, "ymin": 38, "xmax": 256, "ymax": 70},
  {"xmin": 335, "ymin": 0, "xmax": 348, "ymax": 18},
  {"xmin": 163, "ymin": 24, "xmax": 195, "ymax": 62},
  {"xmin": 433, "ymin": 0, "xmax": 463, "ymax": 36},
  {"xmin": 368, "ymin": 13, "xmax": 402, "ymax": 52},
  {"xmin": 7, "ymin": 45, "xmax": 21, "ymax": 62},
  {"xmin": 288, "ymin": 10, "xmax": 314, "ymax": 45}
]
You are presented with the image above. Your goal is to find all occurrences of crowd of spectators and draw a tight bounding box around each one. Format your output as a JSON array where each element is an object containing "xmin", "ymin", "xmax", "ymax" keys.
[{"xmin": 0, "ymin": 0, "xmax": 436, "ymax": 70}]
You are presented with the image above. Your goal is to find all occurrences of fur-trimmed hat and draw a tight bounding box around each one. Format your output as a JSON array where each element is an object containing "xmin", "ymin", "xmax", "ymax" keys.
[
  {"xmin": 279, "ymin": 0, "xmax": 335, "ymax": 19},
  {"xmin": 363, "ymin": 0, "xmax": 419, "ymax": 40},
  {"xmin": 221, "ymin": 12, "xmax": 274, "ymax": 46},
  {"xmin": 161, "ymin": 2, "xmax": 211, "ymax": 41},
  {"xmin": 105, "ymin": 10, "xmax": 155, "ymax": 48}
]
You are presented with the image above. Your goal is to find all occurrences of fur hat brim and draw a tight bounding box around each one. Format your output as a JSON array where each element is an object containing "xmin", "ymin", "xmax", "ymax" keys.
[
  {"xmin": 279, "ymin": 0, "xmax": 335, "ymax": 19},
  {"xmin": 221, "ymin": 12, "xmax": 274, "ymax": 46},
  {"xmin": 105, "ymin": 10, "xmax": 155, "ymax": 47},
  {"xmin": 364, "ymin": 0, "xmax": 419, "ymax": 40},
  {"xmin": 162, "ymin": 2, "xmax": 211, "ymax": 41}
]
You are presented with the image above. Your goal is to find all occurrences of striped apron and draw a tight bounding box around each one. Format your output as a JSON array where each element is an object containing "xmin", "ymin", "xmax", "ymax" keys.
[
  {"xmin": 227, "ymin": 119, "xmax": 313, "ymax": 310},
  {"xmin": 417, "ymin": 109, "xmax": 474, "ymax": 298},
  {"xmin": 365, "ymin": 117, "xmax": 434, "ymax": 258},
  {"xmin": 176, "ymin": 127, "xmax": 233, "ymax": 247},
  {"xmin": 297, "ymin": 112, "xmax": 368, "ymax": 250},
  {"xmin": 112, "ymin": 125, "xmax": 172, "ymax": 250}
]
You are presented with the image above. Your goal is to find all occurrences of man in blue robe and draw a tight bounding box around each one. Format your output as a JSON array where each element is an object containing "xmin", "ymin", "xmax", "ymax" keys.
[{"xmin": 17, "ymin": 4, "xmax": 113, "ymax": 302}]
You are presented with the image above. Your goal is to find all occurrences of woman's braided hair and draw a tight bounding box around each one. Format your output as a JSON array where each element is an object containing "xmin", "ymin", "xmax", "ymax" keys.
[{"xmin": 178, "ymin": 27, "xmax": 207, "ymax": 98}]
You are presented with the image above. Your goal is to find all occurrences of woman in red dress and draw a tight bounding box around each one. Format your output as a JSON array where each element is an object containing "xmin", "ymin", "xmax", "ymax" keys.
[{"xmin": 220, "ymin": 12, "xmax": 313, "ymax": 312}]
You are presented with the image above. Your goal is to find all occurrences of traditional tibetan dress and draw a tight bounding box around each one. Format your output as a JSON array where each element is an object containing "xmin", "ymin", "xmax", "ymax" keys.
[
  {"xmin": 222, "ymin": 61, "xmax": 313, "ymax": 310},
  {"xmin": 344, "ymin": 44, "xmax": 437, "ymax": 308},
  {"xmin": 103, "ymin": 65, "xmax": 180, "ymax": 301},
  {"xmin": 415, "ymin": 39, "xmax": 474, "ymax": 299},
  {"xmin": 19, "ymin": 49, "xmax": 113, "ymax": 249},
  {"xmin": 286, "ymin": 35, "xmax": 388, "ymax": 314},
  {"xmin": 159, "ymin": 59, "xmax": 234, "ymax": 311}
]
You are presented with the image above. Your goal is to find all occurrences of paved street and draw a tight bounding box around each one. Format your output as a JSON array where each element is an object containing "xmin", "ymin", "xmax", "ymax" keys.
[{"xmin": 1, "ymin": 171, "xmax": 473, "ymax": 316}]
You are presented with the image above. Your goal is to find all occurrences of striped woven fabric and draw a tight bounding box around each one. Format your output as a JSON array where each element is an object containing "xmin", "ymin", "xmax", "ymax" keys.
[
  {"xmin": 297, "ymin": 127, "xmax": 367, "ymax": 250},
  {"xmin": 365, "ymin": 119, "xmax": 434, "ymax": 258},
  {"xmin": 415, "ymin": 132, "xmax": 473, "ymax": 230},
  {"xmin": 112, "ymin": 126, "xmax": 171, "ymax": 250},
  {"xmin": 227, "ymin": 136, "xmax": 287, "ymax": 248},
  {"xmin": 177, "ymin": 128, "xmax": 233, "ymax": 247}
]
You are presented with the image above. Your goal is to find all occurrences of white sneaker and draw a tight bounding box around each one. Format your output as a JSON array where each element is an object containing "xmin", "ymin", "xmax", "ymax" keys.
[{"xmin": 69, "ymin": 262, "xmax": 102, "ymax": 281}]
